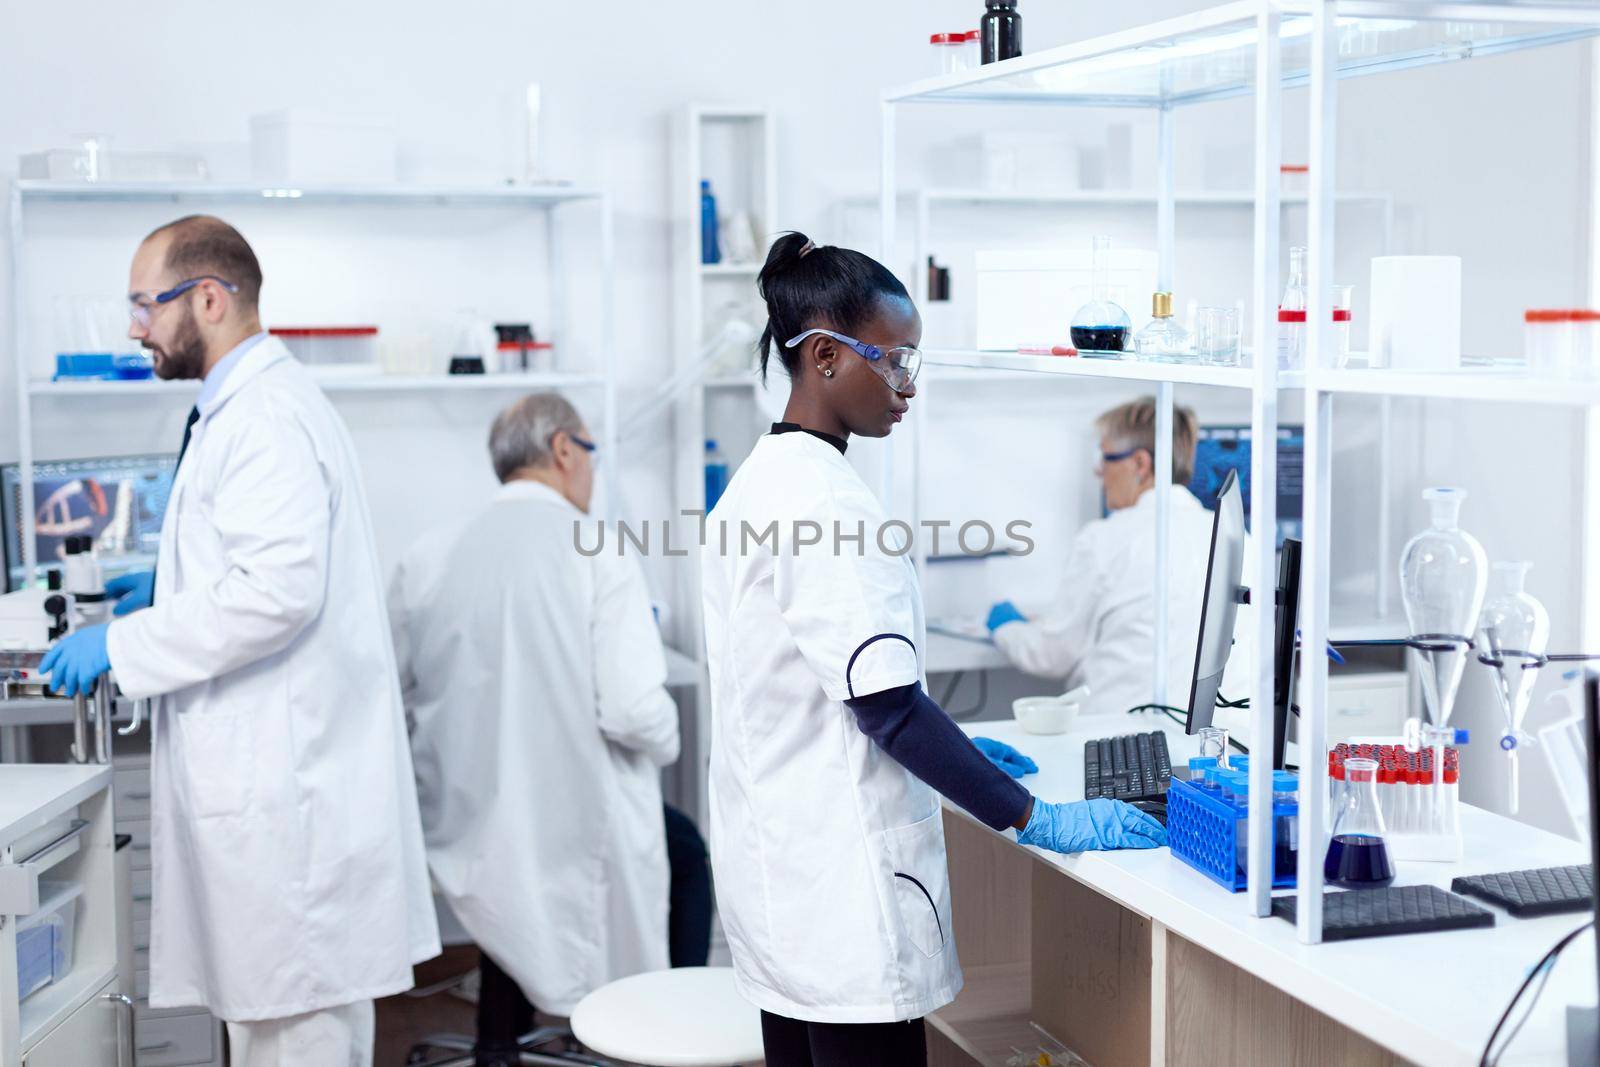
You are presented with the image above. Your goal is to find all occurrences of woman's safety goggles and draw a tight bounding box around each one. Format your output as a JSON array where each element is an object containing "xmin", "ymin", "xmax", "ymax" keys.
[{"xmin": 784, "ymin": 329, "xmax": 922, "ymax": 393}]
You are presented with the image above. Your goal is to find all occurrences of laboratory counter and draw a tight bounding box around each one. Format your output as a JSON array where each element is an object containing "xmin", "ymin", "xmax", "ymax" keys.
[{"xmin": 935, "ymin": 718, "xmax": 1594, "ymax": 1067}]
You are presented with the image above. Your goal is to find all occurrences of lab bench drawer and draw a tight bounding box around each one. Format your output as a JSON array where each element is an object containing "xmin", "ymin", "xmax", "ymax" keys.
[
  {"xmin": 134, "ymin": 1007, "xmax": 216, "ymax": 1067},
  {"xmin": 115, "ymin": 769, "xmax": 153, "ymax": 819}
]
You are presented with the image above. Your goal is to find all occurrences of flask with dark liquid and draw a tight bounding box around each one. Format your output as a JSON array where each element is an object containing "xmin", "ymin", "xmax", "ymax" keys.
[
  {"xmin": 1324, "ymin": 758, "xmax": 1396, "ymax": 888},
  {"xmin": 1069, "ymin": 236, "xmax": 1131, "ymax": 357}
]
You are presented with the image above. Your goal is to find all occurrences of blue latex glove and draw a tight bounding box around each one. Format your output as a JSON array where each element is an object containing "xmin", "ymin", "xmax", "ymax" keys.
[
  {"xmin": 1017, "ymin": 797, "xmax": 1167, "ymax": 853},
  {"xmin": 985, "ymin": 600, "xmax": 1026, "ymax": 633},
  {"xmin": 106, "ymin": 570, "xmax": 155, "ymax": 617},
  {"xmin": 972, "ymin": 736, "xmax": 1038, "ymax": 778},
  {"xmin": 38, "ymin": 624, "xmax": 111, "ymax": 698}
]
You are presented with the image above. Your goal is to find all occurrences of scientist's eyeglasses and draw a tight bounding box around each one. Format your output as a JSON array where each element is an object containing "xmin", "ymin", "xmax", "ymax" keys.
[
  {"xmin": 784, "ymin": 329, "xmax": 922, "ymax": 393},
  {"xmin": 1095, "ymin": 445, "xmax": 1144, "ymax": 475},
  {"xmin": 128, "ymin": 276, "xmax": 240, "ymax": 328},
  {"xmin": 547, "ymin": 431, "xmax": 598, "ymax": 464}
]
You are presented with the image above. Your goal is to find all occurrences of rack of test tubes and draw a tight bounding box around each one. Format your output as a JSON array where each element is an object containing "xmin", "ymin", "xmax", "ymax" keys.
[
  {"xmin": 1167, "ymin": 756, "xmax": 1300, "ymax": 892},
  {"xmin": 1329, "ymin": 742, "xmax": 1462, "ymax": 862}
]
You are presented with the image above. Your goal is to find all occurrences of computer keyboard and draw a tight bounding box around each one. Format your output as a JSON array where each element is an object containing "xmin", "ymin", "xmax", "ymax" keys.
[{"xmin": 1084, "ymin": 731, "xmax": 1172, "ymax": 803}]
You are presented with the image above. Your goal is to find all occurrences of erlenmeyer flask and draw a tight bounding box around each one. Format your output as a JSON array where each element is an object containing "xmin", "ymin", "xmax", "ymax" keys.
[
  {"xmin": 1324, "ymin": 758, "xmax": 1395, "ymax": 889},
  {"xmin": 1398, "ymin": 487, "xmax": 1488, "ymax": 729},
  {"xmin": 1477, "ymin": 561, "xmax": 1549, "ymax": 815},
  {"xmin": 1070, "ymin": 235, "xmax": 1132, "ymax": 357}
]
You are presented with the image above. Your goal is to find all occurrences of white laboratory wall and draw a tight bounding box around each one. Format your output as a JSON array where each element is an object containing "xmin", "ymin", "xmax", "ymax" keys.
[{"xmin": 0, "ymin": 3, "xmax": 1592, "ymax": 831}]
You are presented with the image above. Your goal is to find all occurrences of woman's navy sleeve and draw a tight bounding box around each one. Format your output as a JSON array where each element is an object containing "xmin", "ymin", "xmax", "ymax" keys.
[{"xmin": 845, "ymin": 682, "xmax": 1030, "ymax": 831}]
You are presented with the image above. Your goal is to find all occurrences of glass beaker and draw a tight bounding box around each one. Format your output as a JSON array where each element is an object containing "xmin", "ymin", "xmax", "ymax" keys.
[
  {"xmin": 1399, "ymin": 488, "xmax": 1488, "ymax": 732},
  {"xmin": 1324, "ymin": 758, "xmax": 1395, "ymax": 889},
  {"xmin": 1197, "ymin": 726, "xmax": 1229, "ymax": 763},
  {"xmin": 1477, "ymin": 560, "xmax": 1549, "ymax": 816},
  {"xmin": 1070, "ymin": 235, "xmax": 1132, "ymax": 357},
  {"xmin": 1196, "ymin": 305, "xmax": 1241, "ymax": 366}
]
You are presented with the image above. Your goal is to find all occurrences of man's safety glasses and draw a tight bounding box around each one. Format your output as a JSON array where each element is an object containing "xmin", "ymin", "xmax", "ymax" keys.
[{"xmin": 129, "ymin": 276, "xmax": 239, "ymax": 328}]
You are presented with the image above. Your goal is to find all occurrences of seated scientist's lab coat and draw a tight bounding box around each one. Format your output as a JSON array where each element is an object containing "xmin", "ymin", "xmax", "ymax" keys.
[
  {"xmin": 388, "ymin": 480, "xmax": 680, "ymax": 1016},
  {"xmin": 702, "ymin": 429, "xmax": 962, "ymax": 1025},
  {"xmin": 994, "ymin": 483, "xmax": 1217, "ymax": 715},
  {"xmin": 105, "ymin": 336, "xmax": 440, "ymax": 1022}
]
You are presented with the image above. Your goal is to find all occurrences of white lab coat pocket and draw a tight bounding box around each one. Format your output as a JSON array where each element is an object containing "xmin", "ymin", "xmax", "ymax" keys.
[
  {"xmin": 174, "ymin": 705, "xmax": 254, "ymax": 819},
  {"xmin": 879, "ymin": 811, "xmax": 952, "ymax": 961}
]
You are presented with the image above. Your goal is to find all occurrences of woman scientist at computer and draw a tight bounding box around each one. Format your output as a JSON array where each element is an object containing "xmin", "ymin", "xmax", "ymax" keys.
[{"xmin": 700, "ymin": 233, "xmax": 1166, "ymax": 1066}]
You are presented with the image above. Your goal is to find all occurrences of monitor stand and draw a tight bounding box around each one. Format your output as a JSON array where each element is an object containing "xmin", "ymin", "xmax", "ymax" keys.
[{"xmin": 1568, "ymin": 1006, "xmax": 1598, "ymax": 1067}]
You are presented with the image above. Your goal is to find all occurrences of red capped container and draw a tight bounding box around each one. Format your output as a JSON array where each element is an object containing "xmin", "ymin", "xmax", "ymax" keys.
[
  {"xmin": 1525, "ymin": 309, "xmax": 1575, "ymax": 378},
  {"xmin": 931, "ymin": 31, "xmax": 980, "ymax": 75},
  {"xmin": 270, "ymin": 326, "xmax": 378, "ymax": 373}
]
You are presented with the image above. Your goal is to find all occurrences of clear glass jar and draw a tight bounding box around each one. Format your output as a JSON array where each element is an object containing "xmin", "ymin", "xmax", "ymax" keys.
[
  {"xmin": 1525, "ymin": 309, "xmax": 1574, "ymax": 377},
  {"xmin": 1133, "ymin": 292, "xmax": 1191, "ymax": 362},
  {"xmin": 930, "ymin": 32, "xmax": 973, "ymax": 75},
  {"xmin": 1070, "ymin": 236, "xmax": 1131, "ymax": 357}
]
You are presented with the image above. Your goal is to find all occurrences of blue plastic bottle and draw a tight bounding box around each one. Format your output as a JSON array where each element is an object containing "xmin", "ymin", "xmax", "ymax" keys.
[
  {"xmin": 704, "ymin": 439, "xmax": 729, "ymax": 510},
  {"xmin": 700, "ymin": 180, "xmax": 721, "ymax": 265}
]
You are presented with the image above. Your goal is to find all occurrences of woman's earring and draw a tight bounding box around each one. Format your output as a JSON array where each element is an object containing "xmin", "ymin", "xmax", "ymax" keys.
[{"xmin": 819, "ymin": 366, "xmax": 833, "ymax": 378}]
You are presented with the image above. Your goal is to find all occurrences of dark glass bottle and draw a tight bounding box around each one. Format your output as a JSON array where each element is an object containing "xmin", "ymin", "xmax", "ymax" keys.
[{"xmin": 980, "ymin": 0, "xmax": 1021, "ymax": 64}]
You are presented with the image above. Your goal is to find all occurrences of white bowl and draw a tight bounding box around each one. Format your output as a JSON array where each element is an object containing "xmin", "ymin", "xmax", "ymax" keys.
[{"xmin": 1012, "ymin": 696, "xmax": 1079, "ymax": 735}]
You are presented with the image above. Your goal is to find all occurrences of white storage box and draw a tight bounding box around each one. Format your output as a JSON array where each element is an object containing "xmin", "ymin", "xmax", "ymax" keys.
[
  {"xmin": 271, "ymin": 326, "xmax": 379, "ymax": 374},
  {"xmin": 975, "ymin": 248, "xmax": 1157, "ymax": 351},
  {"xmin": 1368, "ymin": 256, "xmax": 1461, "ymax": 370},
  {"xmin": 250, "ymin": 110, "xmax": 397, "ymax": 184}
]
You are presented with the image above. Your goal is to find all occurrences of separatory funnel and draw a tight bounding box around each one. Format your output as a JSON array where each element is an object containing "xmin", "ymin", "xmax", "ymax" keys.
[
  {"xmin": 1399, "ymin": 488, "xmax": 1489, "ymax": 730},
  {"xmin": 1399, "ymin": 487, "xmax": 1487, "ymax": 836},
  {"xmin": 1477, "ymin": 561, "xmax": 1549, "ymax": 815}
]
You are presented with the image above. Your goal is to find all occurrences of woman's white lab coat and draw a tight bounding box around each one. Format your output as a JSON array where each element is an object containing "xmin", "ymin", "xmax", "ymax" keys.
[
  {"xmin": 702, "ymin": 430, "xmax": 962, "ymax": 1024},
  {"xmin": 106, "ymin": 337, "xmax": 440, "ymax": 1022},
  {"xmin": 389, "ymin": 480, "xmax": 680, "ymax": 1016},
  {"xmin": 993, "ymin": 484, "xmax": 1217, "ymax": 714}
]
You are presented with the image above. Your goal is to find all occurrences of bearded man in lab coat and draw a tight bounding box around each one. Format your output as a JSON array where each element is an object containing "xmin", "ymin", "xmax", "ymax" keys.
[
  {"xmin": 388, "ymin": 392, "xmax": 687, "ymax": 1067},
  {"xmin": 985, "ymin": 396, "xmax": 1216, "ymax": 714},
  {"xmin": 41, "ymin": 215, "xmax": 440, "ymax": 1066}
]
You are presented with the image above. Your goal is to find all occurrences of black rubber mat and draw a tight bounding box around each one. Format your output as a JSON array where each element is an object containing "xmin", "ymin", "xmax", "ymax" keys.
[
  {"xmin": 1271, "ymin": 884, "xmax": 1495, "ymax": 941},
  {"xmin": 1452, "ymin": 864, "xmax": 1594, "ymax": 918}
]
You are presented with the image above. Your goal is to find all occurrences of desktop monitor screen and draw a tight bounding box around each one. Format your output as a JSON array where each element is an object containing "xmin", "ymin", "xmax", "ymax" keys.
[
  {"xmin": 1187, "ymin": 468, "xmax": 1247, "ymax": 735},
  {"xmin": 1189, "ymin": 424, "xmax": 1304, "ymax": 546},
  {"xmin": 2, "ymin": 454, "xmax": 177, "ymax": 591}
]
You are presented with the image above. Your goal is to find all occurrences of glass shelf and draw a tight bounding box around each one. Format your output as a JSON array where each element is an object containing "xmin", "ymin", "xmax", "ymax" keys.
[
  {"xmin": 886, "ymin": 1, "xmax": 1600, "ymax": 110},
  {"xmin": 13, "ymin": 180, "xmax": 603, "ymax": 206}
]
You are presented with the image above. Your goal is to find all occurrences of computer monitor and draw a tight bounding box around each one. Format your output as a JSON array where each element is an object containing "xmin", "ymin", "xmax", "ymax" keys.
[
  {"xmin": 1185, "ymin": 465, "xmax": 1302, "ymax": 770},
  {"xmin": 1188, "ymin": 424, "xmax": 1304, "ymax": 546},
  {"xmin": 2, "ymin": 454, "xmax": 177, "ymax": 591},
  {"xmin": 1187, "ymin": 468, "xmax": 1246, "ymax": 736}
]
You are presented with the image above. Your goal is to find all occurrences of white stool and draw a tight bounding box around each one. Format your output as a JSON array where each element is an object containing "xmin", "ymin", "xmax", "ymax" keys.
[{"xmin": 569, "ymin": 967, "xmax": 764, "ymax": 1067}]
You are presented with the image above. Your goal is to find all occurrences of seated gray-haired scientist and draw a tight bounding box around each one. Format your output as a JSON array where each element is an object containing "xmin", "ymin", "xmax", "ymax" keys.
[
  {"xmin": 388, "ymin": 392, "xmax": 701, "ymax": 1066},
  {"xmin": 986, "ymin": 396, "xmax": 1215, "ymax": 715}
]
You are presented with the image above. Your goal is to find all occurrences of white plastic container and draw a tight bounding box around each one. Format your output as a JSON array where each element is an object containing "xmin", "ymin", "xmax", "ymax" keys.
[
  {"xmin": 1368, "ymin": 256, "xmax": 1462, "ymax": 370},
  {"xmin": 1524, "ymin": 309, "xmax": 1574, "ymax": 377},
  {"xmin": 17, "ymin": 881, "xmax": 82, "ymax": 1002},
  {"xmin": 271, "ymin": 327, "xmax": 379, "ymax": 373},
  {"xmin": 930, "ymin": 32, "xmax": 977, "ymax": 75},
  {"xmin": 250, "ymin": 110, "xmax": 397, "ymax": 185}
]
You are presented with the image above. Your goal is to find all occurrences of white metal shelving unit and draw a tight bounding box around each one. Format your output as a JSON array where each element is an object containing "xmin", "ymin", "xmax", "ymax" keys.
[
  {"xmin": 7, "ymin": 179, "xmax": 617, "ymax": 589},
  {"xmin": 669, "ymin": 105, "xmax": 776, "ymax": 824},
  {"xmin": 881, "ymin": 0, "xmax": 1600, "ymax": 953}
]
